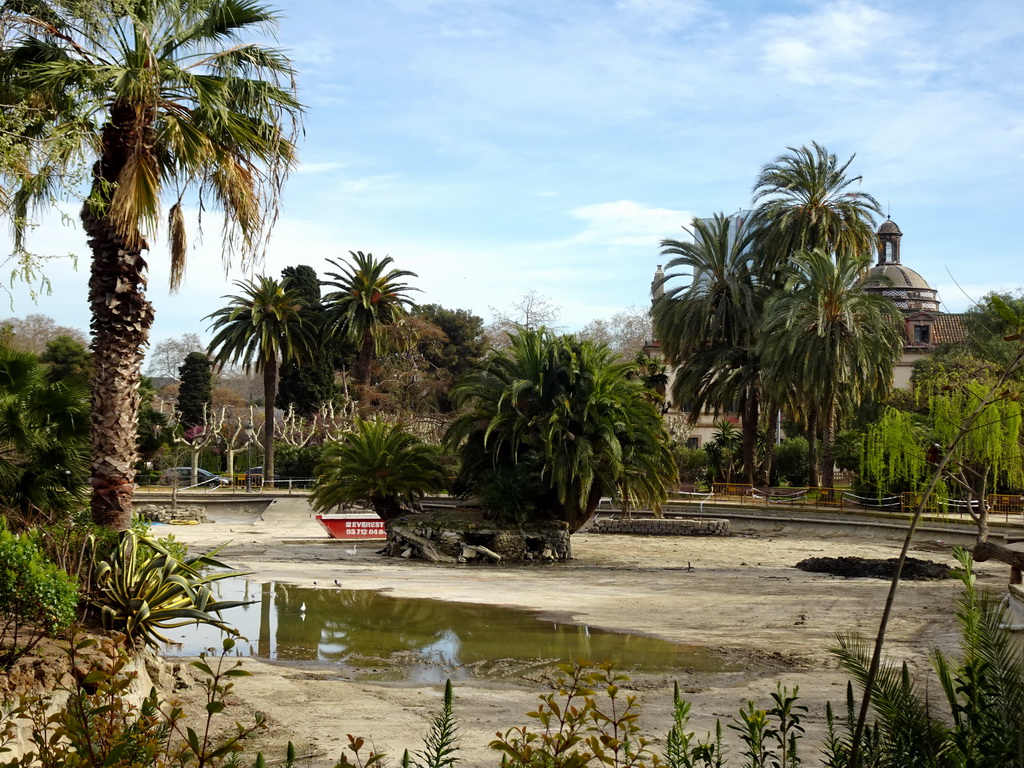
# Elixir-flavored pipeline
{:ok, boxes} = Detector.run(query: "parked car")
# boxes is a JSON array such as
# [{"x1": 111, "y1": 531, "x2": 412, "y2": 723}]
[{"x1": 159, "y1": 467, "x2": 231, "y2": 488}]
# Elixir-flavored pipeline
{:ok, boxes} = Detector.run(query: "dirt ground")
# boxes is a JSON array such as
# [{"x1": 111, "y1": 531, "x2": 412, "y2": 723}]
[{"x1": 161, "y1": 497, "x2": 1012, "y2": 766}]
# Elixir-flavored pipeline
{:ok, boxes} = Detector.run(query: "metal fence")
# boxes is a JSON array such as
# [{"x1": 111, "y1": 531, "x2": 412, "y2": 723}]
[{"x1": 693, "y1": 483, "x2": 1024, "y2": 522}]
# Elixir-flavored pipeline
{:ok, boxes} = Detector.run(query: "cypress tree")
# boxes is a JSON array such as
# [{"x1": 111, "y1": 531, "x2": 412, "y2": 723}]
[
  {"x1": 276, "y1": 265, "x2": 337, "y2": 417},
  {"x1": 176, "y1": 352, "x2": 213, "y2": 430}
]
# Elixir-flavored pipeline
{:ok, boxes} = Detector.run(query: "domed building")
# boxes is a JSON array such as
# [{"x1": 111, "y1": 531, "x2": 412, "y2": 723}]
[
  {"x1": 862, "y1": 217, "x2": 940, "y2": 313},
  {"x1": 647, "y1": 214, "x2": 968, "y2": 449},
  {"x1": 861, "y1": 217, "x2": 965, "y2": 387}
]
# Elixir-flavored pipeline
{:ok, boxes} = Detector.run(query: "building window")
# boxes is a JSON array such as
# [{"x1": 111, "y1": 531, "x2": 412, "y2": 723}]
[
  {"x1": 884, "y1": 241, "x2": 893, "y2": 262},
  {"x1": 913, "y1": 325, "x2": 930, "y2": 344},
  {"x1": 686, "y1": 437, "x2": 699, "y2": 450}
]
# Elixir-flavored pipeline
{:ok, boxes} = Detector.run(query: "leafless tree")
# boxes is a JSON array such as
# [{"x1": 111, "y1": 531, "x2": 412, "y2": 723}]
[
  {"x1": 145, "y1": 333, "x2": 205, "y2": 378},
  {"x1": 580, "y1": 306, "x2": 653, "y2": 360},
  {"x1": 0, "y1": 313, "x2": 87, "y2": 354},
  {"x1": 486, "y1": 290, "x2": 562, "y2": 348}
]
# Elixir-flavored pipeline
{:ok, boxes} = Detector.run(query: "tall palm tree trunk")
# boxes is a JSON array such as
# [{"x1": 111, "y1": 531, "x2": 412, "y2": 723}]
[
  {"x1": 822, "y1": 398, "x2": 837, "y2": 490},
  {"x1": 761, "y1": 403, "x2": 777, "y2": 486},
  {"x1": 83, "y1": 113, "x2": 154, "y2": 529},
  {"x1": 356, "y1": 328, "x2": 374, "y2": 389},
  {"x1": 742, "y1": 382, "x2": 760, "y2": 485},
  {"x1": 807, "y1": 405, "x2": 820, "y2": 488},
  {"x1": 263, "y1": 356, "x2": 278, "y2": 485}
]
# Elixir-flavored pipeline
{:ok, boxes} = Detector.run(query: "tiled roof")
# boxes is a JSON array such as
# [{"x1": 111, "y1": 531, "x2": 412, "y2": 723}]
[{"x1": 931, "y1": 314, "x2": 967, "y2": 345}]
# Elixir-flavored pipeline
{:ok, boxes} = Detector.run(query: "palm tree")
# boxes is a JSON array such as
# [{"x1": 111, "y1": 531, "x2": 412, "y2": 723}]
[
  {"x1": 311, "y1": 419, "x2": 447, "y2": 523},
  {"x1": 705, "y1": 419, "x2": 741, "y2": 484},
  {"x1": 652, "y1": 213, "x2": 768, "y2": 484},
  {"x1": 760, "y1": 249, "x2": 903, "y2": 489},
  {"x1": 447, "y1": 329, "x2": 675, "y2": 532},
  {"x1": 750, "y1": 143, "x2": 882, "y2": 486},
  {"x1": 751, "y1": 142, "x2": 881, "y2": 269},
  {"x1": 206, "y1": 277, "x2": 315, "y2": 485},
  {"x1": 0, "y1": 345, "x2": 89, "y2": 523},
  {"x1": 321, "y1": 251, "x2": 419, "y2": 392},
  {"x1": 1, "y1": 0, "x2": 302, "y2": 528}
]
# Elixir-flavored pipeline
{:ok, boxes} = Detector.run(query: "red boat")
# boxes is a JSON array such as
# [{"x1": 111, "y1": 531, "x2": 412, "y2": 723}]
[{"x1": 315, "y1": 513, "x2": 387, "y2": 540}]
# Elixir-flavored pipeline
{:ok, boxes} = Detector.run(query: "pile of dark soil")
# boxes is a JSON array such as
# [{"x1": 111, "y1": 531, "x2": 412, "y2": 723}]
[{"x1": 795, "y1": 556, "x2": 952, "y2": 580}]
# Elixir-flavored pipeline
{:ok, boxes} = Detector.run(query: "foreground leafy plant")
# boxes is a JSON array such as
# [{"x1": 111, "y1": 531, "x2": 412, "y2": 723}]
[
  {"x1": 402, "y1": 679, "x2": 460, "y2": 768},
  {"x1": 132, "y1": 516, "x2": 189, "y2": 563},
  {"x1": 0, "y1": 635, "x2": 271, "y2": 768},
  {"x1": 834, "y1": 548, "x2": 1024, "y2": 767},
  {"x1": 93, "y1": 530, "x2": 250, "y2": 648},
  {"x1": 490, "y1": 662, "x2": 661, "y2": 767}
]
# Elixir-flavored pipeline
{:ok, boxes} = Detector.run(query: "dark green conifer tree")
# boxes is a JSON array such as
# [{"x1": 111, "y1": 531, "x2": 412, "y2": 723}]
[
  {"x1": 176, "y1": 352, "x2": 213, "y2": 430},
  {"x1": 414, "y1": 304, "x2": 486, "y2": 379},
  {"x1": 412, "y1": 304, "x2": 487, "y2": 412},
  {"x1": 40, "y1": 336, "x2": 91, "y2": 384},
  {"x1": 276, "y1": 265, "x2": 339, "y2": 417}
]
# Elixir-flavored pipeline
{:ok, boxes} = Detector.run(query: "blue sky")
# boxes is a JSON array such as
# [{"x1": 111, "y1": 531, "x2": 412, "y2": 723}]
[{"x1": 4, "y1": 0, "x2": 1024, "y2": 350}]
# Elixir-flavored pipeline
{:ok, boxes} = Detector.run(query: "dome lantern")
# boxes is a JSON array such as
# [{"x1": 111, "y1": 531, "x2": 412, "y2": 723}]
[
  {"x1": 877, "y1": 216, "x2": 903, "y2": 265},
  {"x1": 862, "y1": 218, "x2": 939, "y2": 313}
]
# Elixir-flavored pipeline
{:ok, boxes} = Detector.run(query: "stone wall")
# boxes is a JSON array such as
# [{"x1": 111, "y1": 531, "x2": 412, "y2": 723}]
[
  {"x1": 385, "y1": 511, "x2": 572, "y2": 563},
  {"x1": 135, "y1": 504, "x2": 208, "y2": 524},
  {"x1": 590, "y1": 517, "x2": 729, "y2": 536}
]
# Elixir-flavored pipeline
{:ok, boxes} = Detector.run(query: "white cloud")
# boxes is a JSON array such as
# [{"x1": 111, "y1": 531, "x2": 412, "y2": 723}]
[
  {"x1": 4, "y1": 0, "x2": 1021, "y2": 346},
  {"x1": 615, "y1": 0, "x2": 709, "y2": 33},
  {"x1": 567, "y1": 200, "x2": 692, "y2": 247},
  {"x1": 295, "y1": 161, "x2": 348, "y2": 174},
  {"x1": 759, "y1": 1, "x2": 901, "y2": 86}
]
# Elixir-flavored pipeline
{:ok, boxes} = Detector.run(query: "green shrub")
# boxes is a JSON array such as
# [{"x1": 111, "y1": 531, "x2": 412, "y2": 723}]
[
  {"x1": 27, "y1": 507, "x2": 108, "y2": 597},
  {"x1": 275, "y1": 443, "x2": 327, "y2": 479},
  {"x1": 312, "y1": 420, "x2": 447, "y2": 523},
  {"x1": 674, "y1": 445, "x2": 711, "y2": 486},
  {"x1": 0, "y1": 518, "x2": 79, "y2": 670},
  {"x1": 772, "y1": 437, "x2": 809, "y2": 487},
  {"x1": 474, "y1": 463, "x2": 546, "y2": 525}
]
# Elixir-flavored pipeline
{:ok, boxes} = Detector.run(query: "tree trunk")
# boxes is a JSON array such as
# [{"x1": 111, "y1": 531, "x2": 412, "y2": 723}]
[
  {"x1": 762, "y1": 405, "x2": 777, "y2": 486},
  {"x1": 742, "y1": 382, "x2": 760, "y2": 485},
  {"x1": 83, "y1": 106, "x2": 155, "y2": 530},
  {"x1": 807, "y1": 405, "x2": 820, "y2": 488},
  {"x1": 263, "y1": 356, "x2": 278, "y2": 487},
  {"x1": 974, "y1": 472, "x2": 989, "y2": 544},
  {"x1": 370, "y1": 495, "x2": 406, "y2": 523},
  {"x1": 973, "y1": 540, "x2": 1024, "y2": 573},
  {"x1": 821, "y1": 398, "x2": 836, "y2": 490},
  {"x1": 82, "y1": 205, "x2": 153, "y2": 530},
  {"x1": 356, "y1": 327, "x2": 374, "y2": 389}
]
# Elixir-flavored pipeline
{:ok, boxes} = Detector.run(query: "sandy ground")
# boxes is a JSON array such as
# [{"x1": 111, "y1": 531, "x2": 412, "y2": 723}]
[{"x1": 160, "y1": 496, "x2": 1012, "y2": 766}]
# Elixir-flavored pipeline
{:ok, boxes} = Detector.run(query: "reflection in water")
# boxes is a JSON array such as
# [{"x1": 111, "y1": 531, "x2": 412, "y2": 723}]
[{"x1": 163, "y1": 578, "x2": 733, "y2": 682}]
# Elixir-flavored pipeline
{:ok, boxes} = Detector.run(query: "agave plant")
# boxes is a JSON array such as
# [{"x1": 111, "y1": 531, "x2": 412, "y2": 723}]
[{"x1": 93, "y1": 531, "x2": 250, "y2": 648}]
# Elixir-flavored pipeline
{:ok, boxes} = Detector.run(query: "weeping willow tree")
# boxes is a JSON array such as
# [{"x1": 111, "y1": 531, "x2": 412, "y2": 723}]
[{"x1": 863, "y1": 378, "x2": 1024, "y2": 543}]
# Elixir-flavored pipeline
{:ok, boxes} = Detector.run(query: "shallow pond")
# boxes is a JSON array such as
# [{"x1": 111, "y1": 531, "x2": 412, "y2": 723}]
[{"x1": 163, "y1": 579, "x2": 736, "y2": 682}]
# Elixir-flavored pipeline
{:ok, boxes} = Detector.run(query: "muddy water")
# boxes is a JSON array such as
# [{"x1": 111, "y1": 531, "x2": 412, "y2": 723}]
[{"x1": 162, "y1": 579, "x2": 736, "y2": 682}]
